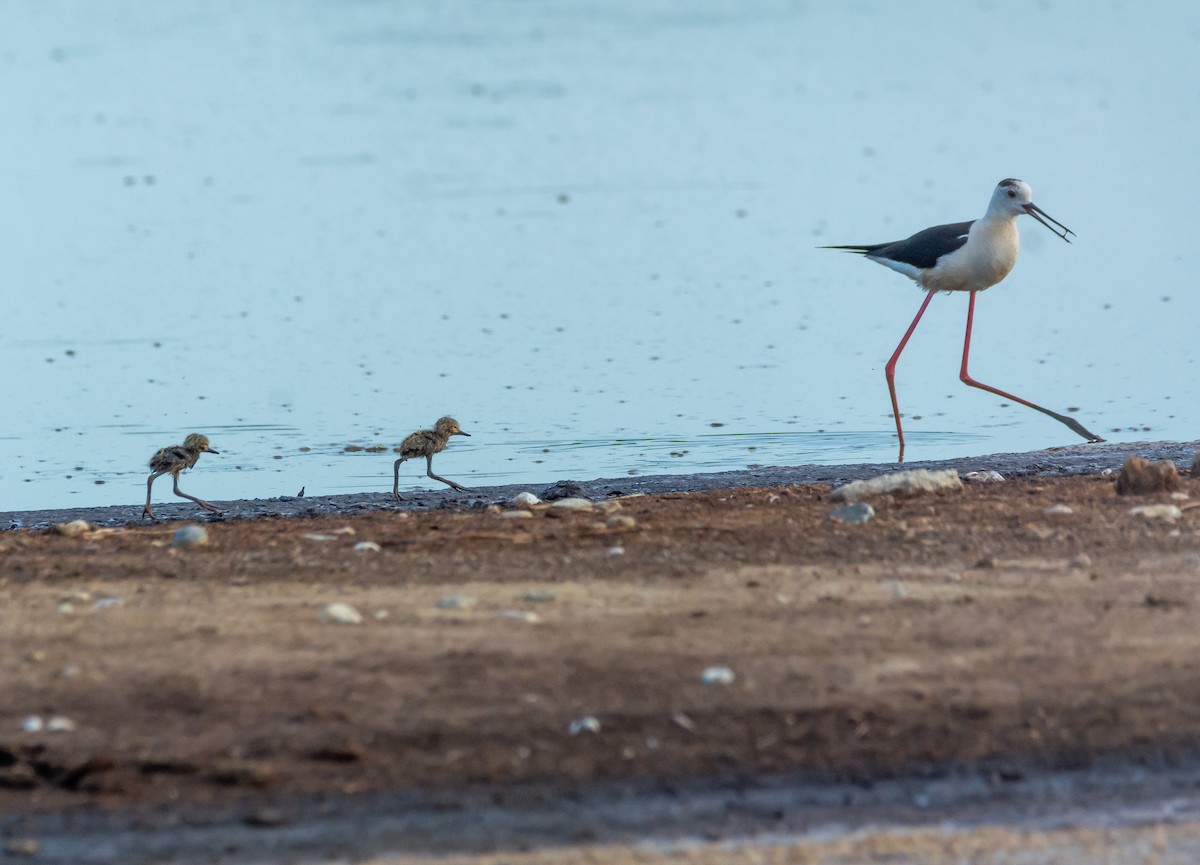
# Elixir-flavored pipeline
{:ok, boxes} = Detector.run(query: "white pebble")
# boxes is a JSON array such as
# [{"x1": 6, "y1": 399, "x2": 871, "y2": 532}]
[
  {"x1": 20, "y1": 716, "x2": 43, "y2": 733},
  {"x1": 500, "y1": 510, "x2": 533, "y2": 519},
  {"x1": 568, "y1": 716, "x2": 601, "y2": 735},
  {"x1": 1044, "y1": 504, "x2": 1073, "y2": 516},
  {"x1": 46, "y1": 716, "x2": 76, "y2": 733},
  {"x1": 549, "y1": 497, "x2": 594, "y2": 511},
  {"x1": 320, "y1": 602, "x2": 364, "y2": 624},
  {"x1": 608, "y1": 546, "x2": 625, "y2": 556},
  {"x1": 172, "y1": 524, "x2": 208, "y2": 547},
  {"x1": 93, "y1": 596, "x2": 121, "y2": 610},
  {"x1": 353, "y1": 541, "x2": 382, "y2": 552},
  {"x1": 302, "y1": 533, "x2": 336, "y2": 542},
  {"x1": 700, "y1": 666, "x2": 735, "y2": 685},
  {"x1": 1128, "y1": 505, "x2": 1183, "y2": 522},
  {"x1": 513, "y1": 492, "x2": 542, "y2": 507},
  {"x1": 830, "y1": 469, "x2": 962, "y2": 503},
  {"x1": 500, "y1": 610, "x2": 541, "y2": 624},
  {"x1": 54, "y1": 519, "x2": 93, "y2": 537},
  {"x1": 962, "y1": 470, "x2": 1005, "y2": 483}
]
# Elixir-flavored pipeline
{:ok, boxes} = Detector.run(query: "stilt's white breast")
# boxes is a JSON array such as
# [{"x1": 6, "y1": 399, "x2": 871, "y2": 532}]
[{"x1": 919, "y1": 217, "x2": 1019, "y2": 293}]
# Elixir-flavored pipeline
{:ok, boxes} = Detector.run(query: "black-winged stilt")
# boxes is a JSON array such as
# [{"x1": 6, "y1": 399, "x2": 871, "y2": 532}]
[
  {"x1": 393, "y1": 416, "x2": 471, "y2": 500},
  {"x1": 824, "y1": 178, "x2": 1103, "y2": 462},
  {"x1": 142, "y1": 433, "x2": 222, "y2": 521}
]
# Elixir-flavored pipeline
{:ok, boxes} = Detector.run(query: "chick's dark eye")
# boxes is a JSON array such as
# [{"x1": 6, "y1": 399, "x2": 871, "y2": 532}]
[{"x1": 1007, "y1": 190, "x2": 1016, "y2": 198}]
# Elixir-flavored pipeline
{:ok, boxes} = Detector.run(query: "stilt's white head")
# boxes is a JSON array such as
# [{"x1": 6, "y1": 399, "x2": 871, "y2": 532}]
[{"x1": 990, "y1": 178, "x2": 1074, "y2": 242}]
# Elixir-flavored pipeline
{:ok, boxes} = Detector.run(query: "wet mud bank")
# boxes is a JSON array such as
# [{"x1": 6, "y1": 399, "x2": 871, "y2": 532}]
[{"x1": 5, "y1": 439, "x2": 1197, "y2": 531}]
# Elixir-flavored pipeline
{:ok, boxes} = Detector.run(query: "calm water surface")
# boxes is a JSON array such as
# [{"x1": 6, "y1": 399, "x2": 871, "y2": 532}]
[{"x1": 2, "y1": 2, "x2": 1197, "y2": 511}]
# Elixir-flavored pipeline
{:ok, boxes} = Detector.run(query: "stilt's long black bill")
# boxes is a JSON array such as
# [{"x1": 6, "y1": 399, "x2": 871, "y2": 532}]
[{"x1": 1024, "y1": 203, "x2": 1075, "y2": 242}]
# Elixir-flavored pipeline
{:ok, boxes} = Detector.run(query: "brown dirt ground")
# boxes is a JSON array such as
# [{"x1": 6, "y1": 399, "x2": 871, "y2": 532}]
[{"x1": 2, "y1": 472, "x2": 1200, "y2": 823}]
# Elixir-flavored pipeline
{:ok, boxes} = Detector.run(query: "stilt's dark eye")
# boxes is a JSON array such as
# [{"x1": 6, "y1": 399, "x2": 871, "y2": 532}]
[{"x1": 1007, "y1": 190, "x2": 1016, "y2": 198}]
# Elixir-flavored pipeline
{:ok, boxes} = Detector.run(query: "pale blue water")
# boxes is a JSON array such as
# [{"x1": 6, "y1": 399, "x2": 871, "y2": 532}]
[{"x1": 1, "y1": 1, "x2": 1196, "y2": 511}]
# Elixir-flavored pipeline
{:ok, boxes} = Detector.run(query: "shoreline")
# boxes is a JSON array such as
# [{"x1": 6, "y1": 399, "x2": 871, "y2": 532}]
[{"x1": 5, "y1": 439, "x2": 1197, "y2": 531}]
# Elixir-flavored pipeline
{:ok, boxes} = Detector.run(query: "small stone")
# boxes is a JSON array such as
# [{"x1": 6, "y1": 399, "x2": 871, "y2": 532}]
[
  {"x1": 1184, "y1": 553, "x2": 1200, "y2": 569},
  {"x1": 93, "y1": 596, "x2": 121, "y2": 609},
  {"x1": 46, "y1": 715, "x2": 75, "y2": 732},
  {"x1": 700, "y1": 666, "x2": 735, "y2": 685},
  {"x1": 1044, "y1": 504, "x2": 1073, "y2": 516},
  {"x1": 500, "y1": 510, "x2": 533, "y2": 519},
  {"x1": 829, "y1": 469, "x2": 962, "y2": 503},
  {"x1": 548, "y1": 497, "x2": 594, "y2": 512},
  {"x1": 826, "y1": 502, "x2": 875, "y2": 524},
  {"x1": 523, "y1": 590, "x2": 556, "y2": 602},
  {"x1": 436, "y1": 594, "x2": 476, "y2": 610},
  {"x1": 542, "y1": 480, "x2": 588, "y2": 501},
  {"x1": 568, "y1": 716, "x2": 601, "y2": 735},
  {"x1": 1170, "y1": 491, "x2": 1190, "y2": 501},
  {"x1": 606, "y1": 515, "x2": 637, "y2": 529},
  {"x1": 3, "y1": 839, "x2": 38, "y2": 857},
  {"x1": 320, "y1": 603, "x2": 363, "y2": 624},
  {"x1": 245, "y1": 807, "x2": 289, "y2": 828},
  {"x1": 513, "y1": 492, "x2": 541, "y2": 507},
  {"x1": 608, "y1": 546, "x2": 625, "y2": 556},
  {"x1": 353, "y1": 541, "x2": 381, "y2": 552},
  {"x1": 303, "y1": 533, "x2": 337, "y2": 542},
  {"x1": 172, "y1": 524, "x2": 209, "y2": 547},
  {"x1": 54, "y1": 519, "x2": 92, "y2": 537},
  {"x1": 1115, "y1": 456, "x2": 1180, "y2": 495},
  {"x1": 1069, "y1": 553, "x2": 1093, "y2": 569},
  {"x1": 1128, "y1": 504, "x2": 1183, "y2": 522},
  {"x1": 20, "y1": 716, "x2": 43, "y2": 733},
  {"x1": 500, "y1": 610, "x2": 541, "y2": 623},
  {"x1": 962, "y1": 470, "x2": 1005, "y2": 483},
  {"x1": 889, "y1": 582, "x2": 907, "y2": 598}
]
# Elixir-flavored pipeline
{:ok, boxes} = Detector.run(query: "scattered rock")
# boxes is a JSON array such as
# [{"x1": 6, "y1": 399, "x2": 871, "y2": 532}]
[
  {"x1": 93, "y1": 596, "x2": 121, "y2": 610},
  {"x1": 54, "y1": 519, "x2": 92, "y2": 537},
  {"x1": 548, "y1": 497, "x2": 594, "y2": 512},
  {"x1": 962, "y1": 470, "x2": 1005, "y2": 483},
  {"x1": 20, "y1": 716, "x2": 43, "y2": 733},
  {"x1": 826, "y1": 502, "x2": 875, "y2": 524},
  {"x1": 172, "y1": 524, "x2": 209, "y2": 547},
  {"x1": 606, "y1": 514, "x2": 637, "y2": 529},
  {"x1": 523, "y1": 590, "x2": 556, "y2": 602},
  {"x1": 671, "y1": 712, "x2": 696, "y2": 731},
  {"x1": 700, "y1": 666, "x2": 735, "y2": 685},
  {"x1": 513, "y1": 492, "x2": 541, "y2": 507},
  {"x1": 829, "y1": 469, "x2": 962, "y2": 503},
  {"x1": 541, "y1": 480, "x2": 588, "y2": 501},
  {"x1": 436, "y1": 594, "x2": 476, "y2": 610},
  {"x1": 1184, "y1": 553, "x2": 1200, "y2": 570},
  {"x1": 303, "y1": 533, "x2": 337, "y2": 542},
  {"x1": 1044, "y1": 504, "x2": 1073, "y2": 516},
  {"x1": 608, "y1": 546, "x2": 625, "y2": 556},
  {"x1": 1115, "y1": 456, "x2": 1180, "y2": 495},
  {"x1": 500, "y1": 510, "x2": 533, "y2": 519},
  {"x1": 1069, "y1": 553, "x2": 1093, "y2": 569},
  {"x1": 320, "y1": 603, "x2": 363, "y2": 624},
  {"x1": 0, "y1": 763, "x2": 38, "y2": 790},
  {"x1": 3, "y1": 839, "x2": 38, "y2": 857},
  {"x1": 245, "y1": 807, "x2": 289, "y2": 828},
  {"x1": 500, "y1": 610, "x2": 541, "y2": 623},
  {"x1": 568, "y1": 716, "x2": 601, "y2": 735},
  {"x1": 1128, "y1": 504, "x2": 1183, "y2": 522},
  {"x1": 352, "y1": 541, "x2": 381, "y2": 552},
  {"x1": 46, "y1": 716, "x2": 76, "y2": 732}
]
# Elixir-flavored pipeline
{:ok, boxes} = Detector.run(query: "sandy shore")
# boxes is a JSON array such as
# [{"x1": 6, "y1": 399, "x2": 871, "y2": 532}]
[{"x1": 2, "y1": 440, "x2": 1199, "y2": 862}]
